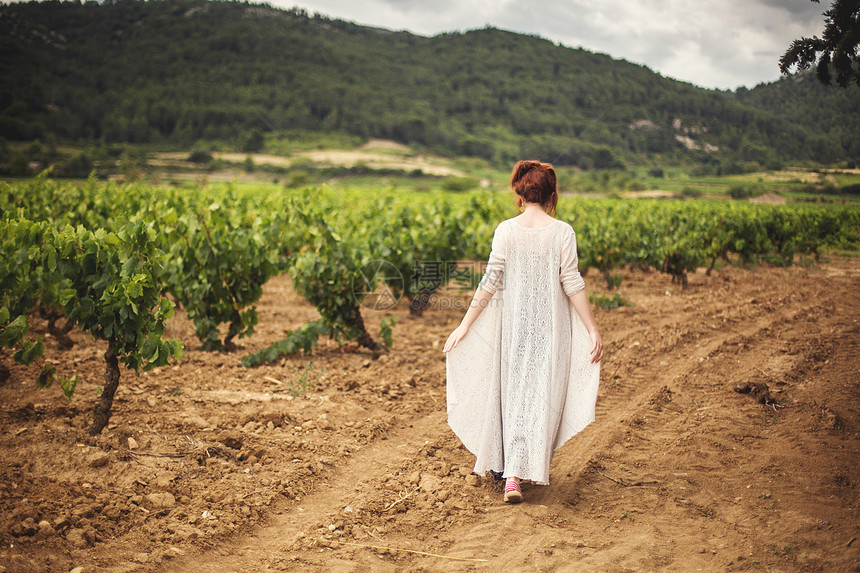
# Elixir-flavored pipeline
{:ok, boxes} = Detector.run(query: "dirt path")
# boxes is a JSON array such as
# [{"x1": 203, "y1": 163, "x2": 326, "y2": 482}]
[
  {"x1": 172, "y1": 261, "x2": 858, "y2": 572},
  {"x1": 433, "y1": 266, "x2": 859, "y2": 572},
  {"x1": 1, "y1": 260, "x2": 858, "y2": 572},
  {"x1": 170, "y1": 411, "x2": 448, "y2": 572}
]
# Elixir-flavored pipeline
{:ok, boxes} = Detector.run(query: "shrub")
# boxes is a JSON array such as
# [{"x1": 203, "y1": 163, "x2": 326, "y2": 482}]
[
  {"x1": 589, "y1": 293, "x2": 633, "y2": 309},
  {"x1": 287, "y1": 170, "x2": 311, "y2": 188},
  {"x1": 59, "y1": 151, "x2": 93, "y2": 178},
  {"x1": 681, "y1": 186, "x2": 703, "y2": 198},
  {"x1": 728, "y1": 185, "x2": 762, "y2": 199},
  {"x1": 441, "y1": 176, "x2": 479, "y2": 192},
  {"x1": 243, "y1": 129, "x2": 265, "y2": 153},
  {"x1": 188, "y1": 150, "x2": 213, "y2": 164},
  {"x1": 6, "y1": 155, "x2": 31, "y2": 177}
]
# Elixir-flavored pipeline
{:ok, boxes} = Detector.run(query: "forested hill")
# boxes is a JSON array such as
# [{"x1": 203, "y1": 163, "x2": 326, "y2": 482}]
[{"x1": 1, "y1": 0, "x2": 857, "y2": 169}]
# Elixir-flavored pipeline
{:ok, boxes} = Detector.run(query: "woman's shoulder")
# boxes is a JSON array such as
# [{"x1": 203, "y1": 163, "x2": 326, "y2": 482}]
[
  {"x1": 553, "y1": 219, "x2": 576, "y2": 237},
  {"x1": 497, "y1": 217, "x2": 575, "y2": 236},
  {"x1": 554, "y1": 220, "x2": 579, "y2": 247},
  {"x1": 503, "y1": 216, "x2": 568, "y2": 229},
  {"x1": 556, "y1": 219, "x2": 574, "y2": 232}
]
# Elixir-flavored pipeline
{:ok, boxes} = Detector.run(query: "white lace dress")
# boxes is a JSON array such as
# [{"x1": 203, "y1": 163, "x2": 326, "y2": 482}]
[{"x1": 446, "y1": 218, "x2": 600, "y2": 485}]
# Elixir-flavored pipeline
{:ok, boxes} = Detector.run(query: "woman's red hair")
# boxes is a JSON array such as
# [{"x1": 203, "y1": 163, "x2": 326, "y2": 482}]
[{"x1": 510, "y1": 160, "x2": 558, "y2": 215}]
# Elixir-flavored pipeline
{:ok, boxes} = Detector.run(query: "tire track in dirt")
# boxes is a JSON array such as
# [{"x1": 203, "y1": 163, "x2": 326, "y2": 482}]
[
  {"x1": 627, "y1": 272, "x2": 860, "y2": 572},
  {"x1": 673, "y1": 296, "x2": 860, "y2": 571},
  {"x1": 122, "y1": 264, "x2": 859, "y2": 571},
  {"x1": 4, "y1": 263, "x2": 857, "y2": 573},
  {"x1": 428, "y1": 271, "x2": 842, "y2": 570},
  {"x1": 170, "y1": 410, "x2": 448, "y2": 572}
]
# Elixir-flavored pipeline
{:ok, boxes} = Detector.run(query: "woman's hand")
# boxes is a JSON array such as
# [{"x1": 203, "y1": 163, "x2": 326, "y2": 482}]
[
  {"x1": 569, "y1": 289, "x2": 603, "y2": 363},
  {"x1": 588, "y1": 328, "x2": 603, "y2": 363},
  {"x1": 443, "y1": 324, "x2": 470, "y2": 353}
]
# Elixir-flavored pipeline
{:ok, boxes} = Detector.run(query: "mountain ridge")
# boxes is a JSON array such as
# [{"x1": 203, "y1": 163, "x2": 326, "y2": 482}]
[{"x1": 0, "y1": 0, "x2": 856, "y2": 169}]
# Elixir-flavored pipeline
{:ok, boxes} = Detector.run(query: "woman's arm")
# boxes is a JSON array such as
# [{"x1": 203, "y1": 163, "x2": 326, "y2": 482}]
[
  {"x1": 569, "y1": 289, "x2": 603, "y2": 363},
  {"x1": 445, "y1": 222, "x2": 506, "y2": 354},
  {"x1": 442, "y1": 287, "x2": 495, "y2": 353}
]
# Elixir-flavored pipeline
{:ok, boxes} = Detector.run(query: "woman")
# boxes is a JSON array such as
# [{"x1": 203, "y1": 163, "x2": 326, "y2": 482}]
[{"x1": 443, "y1": 160, "x2": 603, "y2": 504}]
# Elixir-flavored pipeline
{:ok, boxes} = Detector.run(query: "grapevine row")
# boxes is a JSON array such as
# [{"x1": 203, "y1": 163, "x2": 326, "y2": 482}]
[
  {"x1": 1, "y1": 176, "x2": 858, "y2": 431},
  {"x1": 0, "y1": 215, "x2": 182, "y2": 433}
]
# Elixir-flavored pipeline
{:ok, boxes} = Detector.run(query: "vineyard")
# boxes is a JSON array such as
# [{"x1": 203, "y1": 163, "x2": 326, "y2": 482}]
[
  {"x1": 1, "y1": 176, "x2": 859, "y2": 572},
  {"x1": 2, "y1": 175, "x2": 859, "y2": 427}
]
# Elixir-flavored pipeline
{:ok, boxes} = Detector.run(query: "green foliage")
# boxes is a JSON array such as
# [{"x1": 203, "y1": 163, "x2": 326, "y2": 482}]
[
  {"x1": 188, "y1": 150, "x2": 213, "y2": 164},
  {"x1": 379, "y1": 315, "x2": 396, "y2": 349},
  {"x1": 561, "y1": 170, "x2": 647, "y2": 194},
  {"x1": 605, "y1": 274, "x2": 623, "y2": 290},
  {"x1": 441, "y1": 176, "x2": 479, "y2": 192},
  {"x1": 0, "y1": 212, "x2": 182, "y2": 405},
  {"x1": 118, "y1": 145, "x2": 148, "y2": 181},
  {"x1": 564, "y1": 195, "x2": 860, "y2": 287},
  {"x1": 242, "y1": 320, "x2": 327, "y2": 367},
  {"x1": 728, "y1": 185, "x2": 763, "y2": 199},
  {"x1": 243, "y1": 130, "x2": 265, "y2": 153},
  {"x1": 365, "y1": 200, "x2": 472, "y2": 314},
  {"x1": 57, "y1": 151, "x2": 94, "y2": 178},
  {"x1": 287, "y1": 200, "x2": 386, "y2": 352},
  {"x1": 681, "y1": 186, "x2": 703, "y2": 198},
  {"x1": 736, "y1": 73, "x2": 860, "y2": 163},
  {"x1": 7, "y1": 155, "x2": 32, "y2": 177},
  {"x1": 779, "y1": 0, "x2": 860, "y2": 88},
  {"x1": 284, "y1": 362, "x2": 320, "y2": 397},
  {"x1": 155, "y1": 196, "x2": 279, "y2": 350},
  {"x1": 0, "y1": 0, "x2": 856, "y2": 168},
  {"x1": 0, "y1": 313, "x2": 31, "y2": 350},
  {"x1": 3, "y1": 175, "x2": 859, "y2": 405},
  {"x1": 287, "y1": 170, "x2": 311, "y2": 188},
  {"x1": 0, "y1": 216, "x2": 73, "y2": 395},
  {"x1": 588, "y1": 293, "x2": 633, "y2": 309},
  {"x1": 52, "y1": 218, "x2": 183, "y2": 372}
]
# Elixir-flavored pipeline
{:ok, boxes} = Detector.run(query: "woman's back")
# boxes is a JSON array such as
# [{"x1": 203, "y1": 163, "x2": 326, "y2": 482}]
[
  {"x1": 448, "y1": 217, "x2": 596, "y2": 485},
  {"x1": 485, "y1": 218, "x2": 585, "y2": 301},
  {"x1": 444, "y1": 159, "x2": 602, "y2": 498}
]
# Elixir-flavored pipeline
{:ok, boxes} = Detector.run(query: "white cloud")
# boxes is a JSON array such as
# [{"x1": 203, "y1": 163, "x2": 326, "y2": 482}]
[{"x1": 267, "y1": 0, "x2": 829, "y2": 89}]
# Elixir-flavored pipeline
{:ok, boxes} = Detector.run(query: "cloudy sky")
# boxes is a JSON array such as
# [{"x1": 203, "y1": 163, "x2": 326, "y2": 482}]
[{"x1": 265, "y1": 0, "x2": 827, "y2": 90}]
